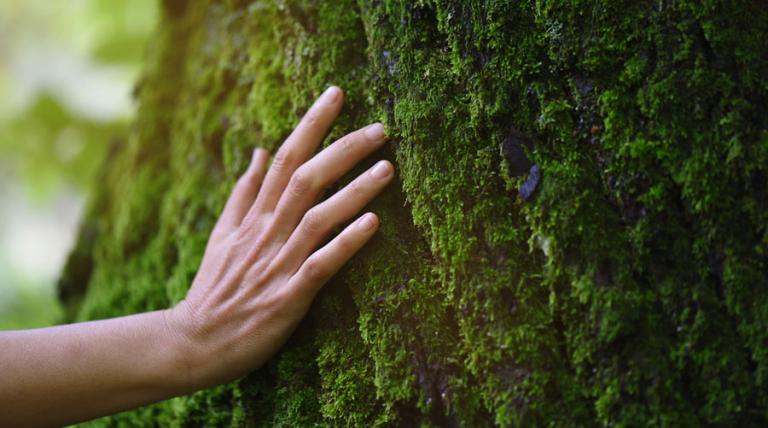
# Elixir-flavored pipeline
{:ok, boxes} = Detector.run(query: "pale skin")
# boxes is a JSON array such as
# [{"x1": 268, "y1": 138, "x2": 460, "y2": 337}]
[{"x1": 0, "y1": 86, "x2": 394, "y2": 427}]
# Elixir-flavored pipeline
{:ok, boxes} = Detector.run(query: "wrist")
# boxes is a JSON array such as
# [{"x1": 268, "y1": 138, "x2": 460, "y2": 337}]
[{"x1": 160, "y1": 304, "x2": 208, "y2": 394}]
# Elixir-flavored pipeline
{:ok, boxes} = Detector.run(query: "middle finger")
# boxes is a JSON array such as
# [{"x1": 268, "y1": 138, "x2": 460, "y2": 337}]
[
  {"x1": 274, "y1": 159, "x2": 394, "y2": 275},
  {"x1": 271, "y1": 122, "x2": 388, "y2": 239},
  {"x1": 247, "y1": 86, "x2": 344, "y2": 219}
]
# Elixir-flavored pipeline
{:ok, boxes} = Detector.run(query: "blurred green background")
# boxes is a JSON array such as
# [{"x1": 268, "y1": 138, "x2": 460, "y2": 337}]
[{"x1": 0, "y1": 0, "x2": 157, "y2": 328}]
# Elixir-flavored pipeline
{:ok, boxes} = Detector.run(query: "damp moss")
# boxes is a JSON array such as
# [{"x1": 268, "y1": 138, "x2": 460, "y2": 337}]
[{"x1": 61, "y1": 0, "x2": 768, "y2": 426}]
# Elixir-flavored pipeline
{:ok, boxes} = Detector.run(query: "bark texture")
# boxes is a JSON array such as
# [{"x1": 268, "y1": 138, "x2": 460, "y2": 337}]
[{"x1": 60, "y1": 1, "x2": 768, "y2": 426}]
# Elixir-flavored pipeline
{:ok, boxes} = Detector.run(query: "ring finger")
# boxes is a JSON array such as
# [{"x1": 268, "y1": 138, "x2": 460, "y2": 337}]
[
  {"x1": 275, "y1": 160, "x2": 394, "y2": 275},
  {"x1": 271, "y1": 123, "x2": 388, "y2": 239}
]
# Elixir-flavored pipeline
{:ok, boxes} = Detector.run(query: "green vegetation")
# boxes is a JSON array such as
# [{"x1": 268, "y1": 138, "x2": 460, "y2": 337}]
[
  {"x1": 0, "y1": 0, "x2": 156, "y2": 329},
  {"x1": 0, "y1": 0, "x2": 157, "y2": 198},
  {"x1": 62, "y1": 0, "x2": 768, "y2": 426}
]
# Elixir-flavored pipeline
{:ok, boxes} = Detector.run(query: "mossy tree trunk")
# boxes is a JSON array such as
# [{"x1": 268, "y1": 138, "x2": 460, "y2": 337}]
[{"x1": 60, "y1": 0, "x2": 768, "y2": 426}]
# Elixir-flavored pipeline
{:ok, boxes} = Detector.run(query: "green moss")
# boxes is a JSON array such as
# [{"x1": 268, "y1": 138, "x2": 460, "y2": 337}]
[{"x1": 62, "y1": 0, "x2": 768, "y2": 426}]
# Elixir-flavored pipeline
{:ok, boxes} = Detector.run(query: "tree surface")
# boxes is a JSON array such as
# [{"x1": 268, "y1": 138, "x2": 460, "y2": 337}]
[{"x1": 60, "y1": 1, "x2": 768, "y2": 426}]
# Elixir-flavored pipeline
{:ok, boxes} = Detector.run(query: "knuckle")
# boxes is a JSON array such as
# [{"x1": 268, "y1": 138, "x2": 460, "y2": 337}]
[
  {"x1": 338, "y1": 135, "x2": 355, "y2": 154},
  {"x1": 303, "y1": 256, "x2": 326, "y2": 282},
  {"x1": 234, "y1": 213, "x2": 265, "y2": 242},
  {"x1": 302, "y1": 208, "x2": 326, "y2": 234},
  {"x1": 304, "y1": 110, "x2": 322, "y2": 128},
  {"x1": 272, "y1": 147, "x2": 295, "y2": 170},
  {"x1": 263, "y1": 283, "x2": 291, "y2": 307},
  {"x1": 233, "y1": 224, "x2": 252, "y2": 245},
  {"x1": 289, "y1": 168, "x2": 313, "y2": 196}
]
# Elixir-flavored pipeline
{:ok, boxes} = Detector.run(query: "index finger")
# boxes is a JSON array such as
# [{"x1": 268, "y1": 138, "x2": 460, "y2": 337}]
[{"x1": 248, "y1": 86, "x2": 344, "y2": 218}]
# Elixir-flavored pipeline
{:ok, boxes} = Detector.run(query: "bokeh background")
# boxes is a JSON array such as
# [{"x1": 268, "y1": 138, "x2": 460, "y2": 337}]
[{"x1": 0, "y1": 0, "x2": 156, "y2": 328}]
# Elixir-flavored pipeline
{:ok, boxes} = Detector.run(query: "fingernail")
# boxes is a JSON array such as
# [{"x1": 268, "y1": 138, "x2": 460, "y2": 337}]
[
  {"x1": 320, "y1": 86, "x2": 341, "y2": 105},
  {"x1": 358, "y1": 213, "x2": 377, "y2": 231},
  {"x1": 364, "y1": 123, "x2": 386, "y2": 141},
  {"x1": 370, "y1": 161, "x2": 392, "y2": 179}
]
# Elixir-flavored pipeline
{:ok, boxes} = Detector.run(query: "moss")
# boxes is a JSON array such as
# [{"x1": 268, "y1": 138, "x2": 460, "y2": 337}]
[{"x1": 63, "y1": 0, "x2": 768, "y2": 426}]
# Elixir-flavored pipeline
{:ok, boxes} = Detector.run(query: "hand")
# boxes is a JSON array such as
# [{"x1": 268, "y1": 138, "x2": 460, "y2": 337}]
[
  {"x1": 0, "y1": 86, "x2": 391, "y2": 428},
  {"x1": 166, "y1": 86, "x2": 393, "y2": 389}
]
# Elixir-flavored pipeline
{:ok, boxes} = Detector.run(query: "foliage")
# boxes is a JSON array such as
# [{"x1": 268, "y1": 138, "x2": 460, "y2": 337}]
[
  {"x1": 0, "y1": 0, "x2": 156, "y2": 198},
  {"x1": 62, "y1": 0, "x2": 768, "y2": 426},
  {"x1": 0, "y1": 0, "x2": 156, "y2": 329}
]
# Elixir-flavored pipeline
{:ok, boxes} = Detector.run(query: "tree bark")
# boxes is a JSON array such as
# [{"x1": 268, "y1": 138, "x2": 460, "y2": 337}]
[{"x1": 60, "y1": 1, "x2": 768, "y2": 426}]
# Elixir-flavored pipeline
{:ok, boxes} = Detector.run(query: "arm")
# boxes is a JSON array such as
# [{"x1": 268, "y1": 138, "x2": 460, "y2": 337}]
[
  {"x1": 0, "y1": 311, "x2": 190, "y2": 426},
  {"x1": 0, "y1": 86, "x2": 393, "y2": 427}
]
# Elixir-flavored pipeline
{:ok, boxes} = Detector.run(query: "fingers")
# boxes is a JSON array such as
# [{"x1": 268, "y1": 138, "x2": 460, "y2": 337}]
[
  {"x1": 276, "y1": 160, "x2": 394, "y2": 273},
  {"x1": 271, "y1": 123, "x2": 388, "y2": 238},
  {"x1": 249, "y1": 86, "x2": 344, "y2": 217},
  {"x1": 216, "y1": 148, "x2": 270, "y2": 233},
  {"x1": 288, "y1": 212, "x2": 379, "y2": 295}
]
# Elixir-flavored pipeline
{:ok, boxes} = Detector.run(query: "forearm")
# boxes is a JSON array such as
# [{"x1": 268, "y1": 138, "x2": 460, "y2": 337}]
[
  {"x1": 0, "y1": 87, "x2": 389, "y2": 426},
  {"x1": 0, "y1": 310, "x2": 192, "y2": 427}
]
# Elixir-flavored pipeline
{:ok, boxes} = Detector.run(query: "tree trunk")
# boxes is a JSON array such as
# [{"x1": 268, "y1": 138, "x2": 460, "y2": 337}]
[{"x1": 60, "y1": 1, "x2": 768, "y2": 426}]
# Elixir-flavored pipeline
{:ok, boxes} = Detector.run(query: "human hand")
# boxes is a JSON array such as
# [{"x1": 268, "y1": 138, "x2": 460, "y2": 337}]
[
  {"x1": 165, "y1": 86, "x2": 393, "y2": 389},
  {"x1": 0, "y1": 87, "x2": 390, "y2": 426}
]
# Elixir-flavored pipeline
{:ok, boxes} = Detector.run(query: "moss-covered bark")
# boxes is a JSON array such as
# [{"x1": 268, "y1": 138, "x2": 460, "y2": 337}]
[{"x1": 60, "y1": 0, "x2": 768, "y2": 426}]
